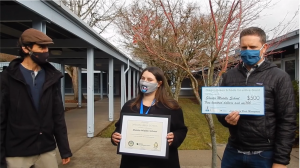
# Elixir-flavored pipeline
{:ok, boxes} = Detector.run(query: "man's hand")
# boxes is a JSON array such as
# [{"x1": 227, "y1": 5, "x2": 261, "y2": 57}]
[
  {"x1": 225, "y1": 111, "x2": 240, "y2": 125},
  {"x1": 112, "y1": 132, "x2": 122, "y2": 145},
  {"x1": 272, "y1": 163, "x2": 287, "y2": 168},
  {"x1": 62, "y1": 157, "x2": 70, "y2": 165},
  {"x1": 167, "y1": 132, "x2": 174, "y2": 146}
]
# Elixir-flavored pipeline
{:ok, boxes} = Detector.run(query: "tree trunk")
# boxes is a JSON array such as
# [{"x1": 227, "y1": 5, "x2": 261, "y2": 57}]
[
  {"x1": 173, "y1": 76, "x2": 183, "y2": 101},
  {"x1": 163, "y1": 71, "x2": 183, "y2": 101},
  {"x1": 65, "y1": 66, "x2": 86, "y2": 101},
  {"x1": 164, "y1": 80, "x2": 173, "y2": 97},
  {"x1": 72, "y1": 67, "x2": 79, "y2": 100},
  {"x1": 208, "y1": 63, "x2": 215, "y2": 86},
  {"x1": 190, "y1": 75, "x2": 217, "y2": 168},
  {"x1": 205, "y1": 114, "x2": 217, "y2": 168}
]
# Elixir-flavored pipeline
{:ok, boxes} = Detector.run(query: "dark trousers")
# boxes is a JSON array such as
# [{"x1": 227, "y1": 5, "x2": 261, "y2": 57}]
[{"x1": 221, "y1": 144, "x2": 273, "y2": 168}]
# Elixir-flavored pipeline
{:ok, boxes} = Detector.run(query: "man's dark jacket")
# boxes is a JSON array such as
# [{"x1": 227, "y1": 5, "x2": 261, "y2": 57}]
[
  {"x1": 217, "y1": 61, "x2": 296, "y2": 165},
  {"x1": 0, "y1": 59, "x2": 72, "y2": 167}
]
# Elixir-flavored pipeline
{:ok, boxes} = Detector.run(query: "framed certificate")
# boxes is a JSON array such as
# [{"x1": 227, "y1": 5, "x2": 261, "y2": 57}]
[{"x1": 117, "y1": 113, "x2": 171, "y2": 159}]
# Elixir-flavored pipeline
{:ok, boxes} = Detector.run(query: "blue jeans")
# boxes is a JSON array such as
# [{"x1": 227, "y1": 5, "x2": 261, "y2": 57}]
[{"x1": 221, "y1": 144, "x2": 273, "y2": 168}]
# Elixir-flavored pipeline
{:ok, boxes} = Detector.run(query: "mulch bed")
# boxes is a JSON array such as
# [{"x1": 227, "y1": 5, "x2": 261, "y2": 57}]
[{"x1": 65, "y1": 107, "x2": 78, "y2": 112}]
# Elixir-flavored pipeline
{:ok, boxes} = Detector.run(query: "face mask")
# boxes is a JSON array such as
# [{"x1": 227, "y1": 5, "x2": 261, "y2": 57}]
[
  {"x1": 29, "y1": 51, "x2": 49, "y2": 64},
  {"x1": 140, "y1": 80, "x2": 158, "y2": 94},
  {"x1": 240, "y1": 44, "x2": 265, "y2": 66}
]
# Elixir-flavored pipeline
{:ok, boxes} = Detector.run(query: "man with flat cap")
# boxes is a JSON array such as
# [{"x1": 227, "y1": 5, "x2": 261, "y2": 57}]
[{"x1": 0, "y1": 28, "x2": 72, "y2": 168}]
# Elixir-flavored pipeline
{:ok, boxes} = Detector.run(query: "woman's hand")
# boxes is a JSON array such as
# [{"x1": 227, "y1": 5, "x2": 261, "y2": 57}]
[
  {"x1": 112, "y1": 132, "x2": 122, "y2": 145},
  {"x1": 166, "y1": 132, "x2": 174, "y2": 146}
]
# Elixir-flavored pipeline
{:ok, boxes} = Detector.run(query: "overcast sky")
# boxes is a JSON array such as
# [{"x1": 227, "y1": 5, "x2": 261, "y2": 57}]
[
  {"x1": 253, "y1": 0, "x2": 299, "y2": 38},
  {"x1": 188, "y1": 0, "x2": 299, "y2": 38}
]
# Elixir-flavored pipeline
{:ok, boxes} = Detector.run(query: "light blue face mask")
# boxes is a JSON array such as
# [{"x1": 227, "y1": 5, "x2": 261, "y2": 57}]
[{"x1": 240, "y1": 44, "x2": 265, "y2": 66}]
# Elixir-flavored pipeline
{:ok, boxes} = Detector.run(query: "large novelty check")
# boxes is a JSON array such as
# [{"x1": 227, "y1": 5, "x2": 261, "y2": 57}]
[{"x1": 201, "y1": 87, "x2": 265, "y2": 115}]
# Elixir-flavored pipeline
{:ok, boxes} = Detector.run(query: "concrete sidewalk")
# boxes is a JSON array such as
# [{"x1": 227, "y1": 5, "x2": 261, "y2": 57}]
[{"x1": 57, "y1": 98, "x2": 299, "y2": 168}]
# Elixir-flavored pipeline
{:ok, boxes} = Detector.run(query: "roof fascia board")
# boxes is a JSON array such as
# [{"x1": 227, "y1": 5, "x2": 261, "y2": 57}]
[
  {"x1": 267, "y1": 36, "x2": 299, "y2": 51},
  {"x1": 267, "y1": 29, "x2": 299, "y2": 43},
  {"x1": 1, "y1": 39, "x2": 93, "y2": 48}
]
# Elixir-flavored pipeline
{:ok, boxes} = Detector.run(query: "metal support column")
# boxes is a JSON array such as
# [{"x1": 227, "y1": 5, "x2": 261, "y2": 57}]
[
  {"x1": 295, "y1": 46, "x2": 299, "y2": 80},
  {"x1": 107, "y1": 72, "x2": 109, "y2": 97},
  {"x1": 100, "y1": 71, "x2": 103, "y2": 100},
  {"x1": 87, "y1": 48, "x2": 94, "y2": 137},
  {"x1": 123, "y1": 60, "x2": 130, "y2": 102},
  {"x1": 32, "y1": 19, "x2": 46, "y2": 33},
  {"x1": 137, "y1": 71, "x2": 140, "y2": 80},
  {"x1": 78, "y1": 67, "x2": 82, "y2": 108},
  {"x1": 108, "y1": 58, "x2": 114, "y2": 121},
  {"x1": 133, "y1": 70, "x2": 136, "y2": 98},
  {"x1": 128, "y1": 68, "x2": 131, "y2": 100},
  {"x1": 121, "y1": 64, "x2": 125, "y2": 108},
  {"x1": 60, "y1": 63, "x2": 65, "y2": 109},
  {"x1": 136, "y1": 71, "x2": 140, "y2": 97}
]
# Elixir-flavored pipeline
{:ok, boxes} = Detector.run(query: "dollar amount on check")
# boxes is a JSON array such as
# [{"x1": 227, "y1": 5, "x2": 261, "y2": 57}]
[{"x1": 201, "y1": 87, "x2": 265, "y2": 115}]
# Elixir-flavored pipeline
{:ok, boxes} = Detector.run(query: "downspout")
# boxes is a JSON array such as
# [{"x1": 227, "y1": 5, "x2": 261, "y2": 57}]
[{"x1": 124, "y1": 59, "x2": 130, "y2": 103}]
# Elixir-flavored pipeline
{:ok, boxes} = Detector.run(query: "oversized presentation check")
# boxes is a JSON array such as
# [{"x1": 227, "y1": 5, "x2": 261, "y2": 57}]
[
  {"x1": 117, "y1": 114, "x2": 170, "y2": 158},
  {"x1": 201, "y1": 86, "x2": 265, "y2": 115}
]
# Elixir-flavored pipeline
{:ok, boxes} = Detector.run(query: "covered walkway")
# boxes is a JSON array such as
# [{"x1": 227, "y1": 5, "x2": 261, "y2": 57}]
[
  {"x1": 59, "y1": 97, "x2": 121, "y2": 163},
  {"x1": 0, "y1": 0, "x2": 142, "y2": 137}
]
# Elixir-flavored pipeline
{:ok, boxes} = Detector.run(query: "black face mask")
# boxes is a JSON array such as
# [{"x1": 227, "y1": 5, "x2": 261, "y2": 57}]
[{"x1": 29, "y1": 51, "x2": 49, "y2": 64}]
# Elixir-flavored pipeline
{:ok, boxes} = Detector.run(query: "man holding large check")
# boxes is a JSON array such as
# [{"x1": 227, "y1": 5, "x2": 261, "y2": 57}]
[
  {"x1": 215, "y1": 27, "x2": 296, "y2": 168},
  {"x1": 111, "y1": 67, "x2": 187, "y2": 168}
]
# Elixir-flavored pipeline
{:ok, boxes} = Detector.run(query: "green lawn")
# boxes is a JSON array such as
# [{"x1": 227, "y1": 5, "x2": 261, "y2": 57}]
[
  {"x1": 97, "y1": 98, "x2": 229, "y2": 150},
  {"x1": 178, "y1": 98, "x2": 229, "y2": 149}
]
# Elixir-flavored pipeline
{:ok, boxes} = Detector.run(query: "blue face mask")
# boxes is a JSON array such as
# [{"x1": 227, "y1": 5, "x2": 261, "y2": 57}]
[{"x1": 240, "y1": 44, "x2": 265, "y2": 66}]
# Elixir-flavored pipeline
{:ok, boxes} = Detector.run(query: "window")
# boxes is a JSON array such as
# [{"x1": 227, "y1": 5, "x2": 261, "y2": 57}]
[{"x1": 284, "y1": 60, "x2": 296, "y2": 80}]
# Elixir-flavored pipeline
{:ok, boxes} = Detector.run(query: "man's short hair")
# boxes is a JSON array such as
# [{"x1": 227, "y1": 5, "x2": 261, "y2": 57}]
[{"x1": 240, "y1": 27, "x2": 266, "y2": 44}]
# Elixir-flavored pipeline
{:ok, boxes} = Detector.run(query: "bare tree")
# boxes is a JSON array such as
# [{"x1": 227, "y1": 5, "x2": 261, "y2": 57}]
[
  {"x1": 62, "y1": 0, "x2": 124, "y2": 100},
  {"x1": 62, "y1": 0, "x2": 123, "y2": 33},
  {"x1": 114, "y1": 0, "x2": 273, "y2": 167},
  {"x1": 115, "y1": 0, "x2": 208, "y2": 100}
]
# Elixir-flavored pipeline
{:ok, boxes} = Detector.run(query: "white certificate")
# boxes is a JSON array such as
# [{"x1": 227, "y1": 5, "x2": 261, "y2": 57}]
[
  {"x1": 201, "y1": 86, "x2": 265, "y2": 115},
  {"x1": 117, "y1": 114, "x2": 170, "y2": 158}
]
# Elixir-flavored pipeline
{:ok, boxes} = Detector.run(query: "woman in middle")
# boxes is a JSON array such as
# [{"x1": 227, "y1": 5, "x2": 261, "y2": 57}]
[{"x1": 111, "y1": 66, "x2": 188, "y2": 168}]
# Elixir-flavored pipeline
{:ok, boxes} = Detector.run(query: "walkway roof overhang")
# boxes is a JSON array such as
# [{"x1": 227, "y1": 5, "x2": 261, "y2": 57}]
[
  {"x1": 0, "y1": 0, "x2": 141, "y2": 71},
  {"x1": 267, "y1": 29, "x2": 299, "y2": 52}
]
